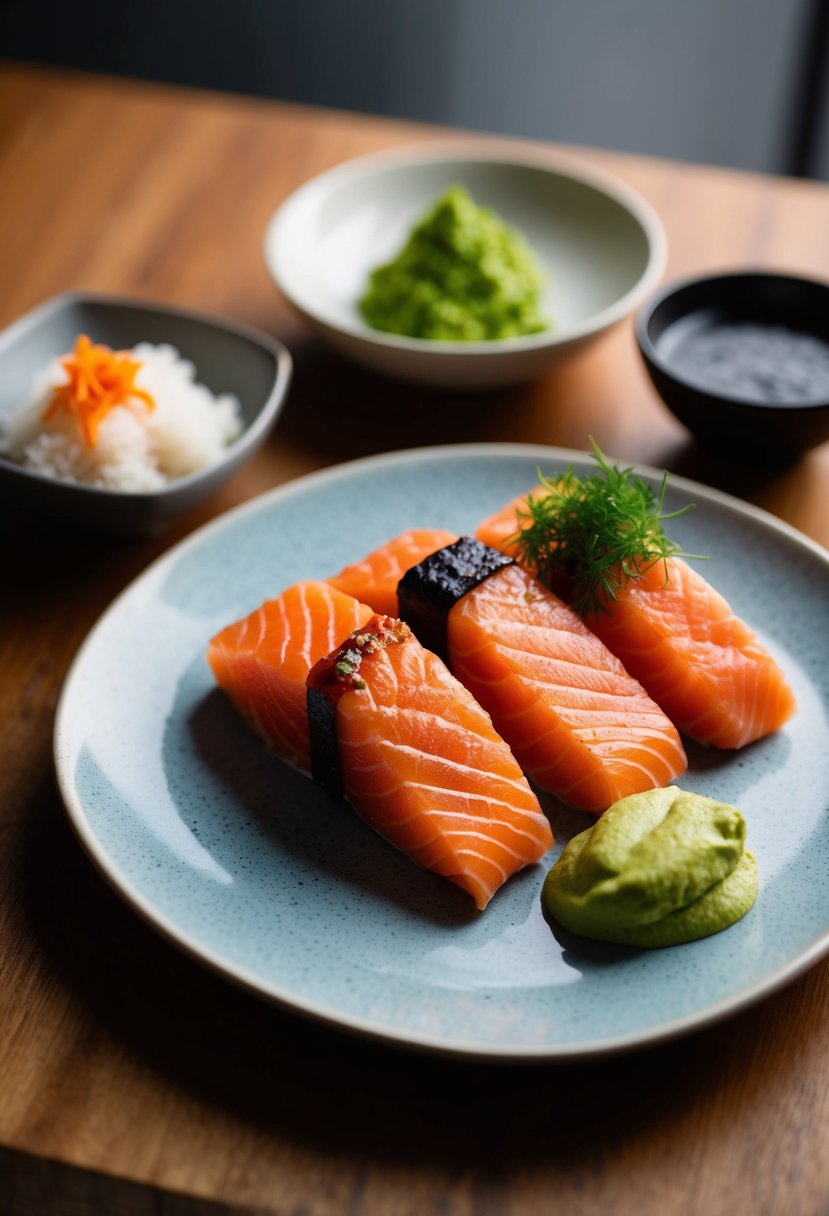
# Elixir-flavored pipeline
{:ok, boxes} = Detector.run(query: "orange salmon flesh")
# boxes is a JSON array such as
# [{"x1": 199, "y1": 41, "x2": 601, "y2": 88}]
[
  {"x1": 328, "y1": 528, "x2": 459, "y2": 616},
  {"x1": 477, "y1": 493, "x2": 797, "y2": 750},
  {"x1": 310, "y1": 615, "x2": 553, "y2": 909},
  {"x1": 207, "y1": 580, "x2": 374, "y2": 774}
]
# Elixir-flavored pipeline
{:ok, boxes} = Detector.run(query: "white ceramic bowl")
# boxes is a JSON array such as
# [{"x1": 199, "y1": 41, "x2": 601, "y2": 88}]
[{"x1": 264, "y1": 142, "x2": 667, "y2": 390}]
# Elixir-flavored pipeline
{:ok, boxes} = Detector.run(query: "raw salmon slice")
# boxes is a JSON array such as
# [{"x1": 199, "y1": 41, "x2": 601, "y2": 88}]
[
  {"x1": 307, "y1": 615, "x2": 552, "y2": 910},
  {"x1": 475, "y1": 491, "x2": 538, "y2": 560},
  {"x1": 582, "y1": 557, "x2": 797, "y2": 749},
  {"x1": 477, "y1": 493, "x2": 797, "y2": 749},
  {"x1": 398, "y1": 539, "x2": 688, "y2": 814},
  {"x1": 207, "y1": 581, "x2": 374, "y2": 774},
  {"x1": 328, "y1": 528, "x2": 458, "y2": 616}
]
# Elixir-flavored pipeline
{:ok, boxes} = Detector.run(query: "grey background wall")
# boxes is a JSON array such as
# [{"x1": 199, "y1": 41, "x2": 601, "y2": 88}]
[{"x1": 3, "y1": 0, "x2": 829, "y2": 180}]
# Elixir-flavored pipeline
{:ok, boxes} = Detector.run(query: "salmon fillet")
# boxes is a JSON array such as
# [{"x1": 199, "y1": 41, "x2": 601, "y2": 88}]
[
  {"x1": 328, "y1": 528, "x2": 458, "y2": 616},
  {"x1": 477, "y1": 493, "x2": 797, "y2": 749},
  {"x1": 583, "y1": 557, "x2": 797, "y2": 749},
  {"x1": 475, "y1": 491, "x2": 538, "y2": 559},
  {"x1": 307, "y1": 615, "x2": 553, "y2": 909},
  {"x1": 207, "y1": 580, "x2": 374, "y2": 773},
  {"x1": 445, "y1": 561, "x2": 688, "y2": 813}
]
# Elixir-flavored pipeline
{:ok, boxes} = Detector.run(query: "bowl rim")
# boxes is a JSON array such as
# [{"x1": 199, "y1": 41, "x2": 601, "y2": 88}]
[
  {"x1": 0, "y1": 290, "x2": 293, "y2": 503},
  {"x1": 263, "y1": 138, "x2": 668, "y2": 357},
  {"x1": 635, "y1": 268, "x2": 829, "y2": 412}
]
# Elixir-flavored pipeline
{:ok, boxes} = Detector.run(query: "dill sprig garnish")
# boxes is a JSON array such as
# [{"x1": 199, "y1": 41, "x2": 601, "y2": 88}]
[{"x1": 514, "y1": 438, "x2": 701, "y2": 617}]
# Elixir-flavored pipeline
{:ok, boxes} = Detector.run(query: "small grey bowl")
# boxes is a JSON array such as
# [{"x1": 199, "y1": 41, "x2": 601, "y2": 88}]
[{"x1": 0, "y1": 293, "x2": 292, "y2": 535}]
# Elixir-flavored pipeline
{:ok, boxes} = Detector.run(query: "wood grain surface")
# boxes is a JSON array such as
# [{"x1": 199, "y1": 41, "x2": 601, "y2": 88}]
[{"x1": 0, "y1": 63, "x2": 828, "y2": 1216}]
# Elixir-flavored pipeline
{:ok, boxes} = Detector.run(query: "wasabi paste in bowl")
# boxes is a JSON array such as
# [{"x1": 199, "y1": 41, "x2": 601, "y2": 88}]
[
  {"x1": 264, "y1": 142, "x2": 666, "y2": 390},
  {"x1": 359, "y1": 185, "x2": 550, "y2": 342}
]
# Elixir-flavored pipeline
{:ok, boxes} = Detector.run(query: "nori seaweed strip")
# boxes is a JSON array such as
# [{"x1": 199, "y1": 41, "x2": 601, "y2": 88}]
[
  {"x1": 306, "y1": 617, "x2": 411, "y2": 800},
  {"x1": 307, "y1": 682, "x2": 344, "y2": 800},
  {"x1": 397, "y1": 536, "x2": 514, "y2": 662}
]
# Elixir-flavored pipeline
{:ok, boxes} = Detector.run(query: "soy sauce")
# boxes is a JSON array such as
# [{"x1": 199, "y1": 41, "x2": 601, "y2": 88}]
[{"x1": 656, "y1": 311, "x2": 829, "y2": 405}]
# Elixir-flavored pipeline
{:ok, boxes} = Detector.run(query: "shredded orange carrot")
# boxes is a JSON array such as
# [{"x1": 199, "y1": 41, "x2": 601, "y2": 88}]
[{"x1": 42, "y1": 334, "x2": 156, "y2": 447}]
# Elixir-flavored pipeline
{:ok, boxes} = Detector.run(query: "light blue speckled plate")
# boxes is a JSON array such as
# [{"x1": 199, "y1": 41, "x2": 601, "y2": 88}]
[{"x1": 54, "y1": 445, "x2": 829, "y2": 1060}]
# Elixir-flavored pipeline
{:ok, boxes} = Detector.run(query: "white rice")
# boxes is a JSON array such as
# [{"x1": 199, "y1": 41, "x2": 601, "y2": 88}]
[{"x1": 0, "y1": 343, "x2": 243, "y2": 492}]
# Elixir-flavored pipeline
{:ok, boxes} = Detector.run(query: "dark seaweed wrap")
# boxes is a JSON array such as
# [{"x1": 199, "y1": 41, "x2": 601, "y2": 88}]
[
  {"x1": 307, "y1": 684, "x2": 343, "y2": 800},
  {"x1": 396, "y1": 536, "x2": 514, "y2": 662}
]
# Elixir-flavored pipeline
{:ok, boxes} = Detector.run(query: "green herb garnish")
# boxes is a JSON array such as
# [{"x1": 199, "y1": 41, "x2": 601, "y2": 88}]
[
  {"x1": 334, "y1": 650, "x2": 361, "y2": 679},
  {"x1": 514, "y1": 438, "x2": 701, "y2": 616}
]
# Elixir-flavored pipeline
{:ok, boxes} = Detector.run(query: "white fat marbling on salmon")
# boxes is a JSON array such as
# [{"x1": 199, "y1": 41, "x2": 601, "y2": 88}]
[
  {"x1": 331, "y1": 624, "x2": 552, "y2": 910},
  {"x1": 446, "y1": 563, "x2": 687, "y2": 813}
]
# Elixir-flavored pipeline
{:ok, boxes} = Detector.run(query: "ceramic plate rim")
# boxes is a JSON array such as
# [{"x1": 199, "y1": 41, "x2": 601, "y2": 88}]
[
  {"x1": 264, "y1": 141, "x2": 668, "y2": 355},
  {"x1": 53, "y1": 443, "x2": 829, "y2": 1062}
]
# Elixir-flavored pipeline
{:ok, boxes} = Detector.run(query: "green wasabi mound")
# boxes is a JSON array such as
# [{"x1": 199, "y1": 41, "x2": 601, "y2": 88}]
[
  {"x1": 359, "y1": 186, "x2": 550, "y2": 341},
  {"x1": 542, "y1": 787, "x2": 759, "y2": 948}
]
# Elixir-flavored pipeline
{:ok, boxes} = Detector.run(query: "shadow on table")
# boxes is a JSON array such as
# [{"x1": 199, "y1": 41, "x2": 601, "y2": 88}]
[
  {"x1": 274, "y1": 341, "x2": 534, "y2": 459},
  {"x1": 19, "y1": 777, "x2": 822, "y2": 1182},
  {"x1": 665, "y1": 433, "x2": 809, "y2": 499}
]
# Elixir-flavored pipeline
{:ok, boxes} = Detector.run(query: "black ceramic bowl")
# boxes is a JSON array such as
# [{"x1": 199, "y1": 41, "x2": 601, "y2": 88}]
[{"x1": 636, "y1": 272, "x2": 829, "y2": 461}]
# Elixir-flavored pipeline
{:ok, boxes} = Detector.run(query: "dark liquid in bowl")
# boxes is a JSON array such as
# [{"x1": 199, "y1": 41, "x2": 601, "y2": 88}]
[{"x1": 656, "y1": 311, "x2": 829, "y2": 405}]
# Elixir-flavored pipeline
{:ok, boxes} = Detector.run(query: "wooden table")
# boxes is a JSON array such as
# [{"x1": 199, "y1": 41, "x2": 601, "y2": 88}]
[{"x1": 1, "y1": 64, "x2": 828, "y2": 1216}]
